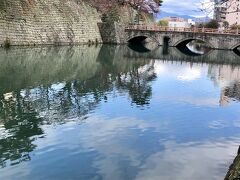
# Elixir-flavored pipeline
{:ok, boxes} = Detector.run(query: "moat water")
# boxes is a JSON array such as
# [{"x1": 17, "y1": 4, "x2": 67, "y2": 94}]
[{"x1": 0, "y1": 44, "x2": 240, "y2": 180}]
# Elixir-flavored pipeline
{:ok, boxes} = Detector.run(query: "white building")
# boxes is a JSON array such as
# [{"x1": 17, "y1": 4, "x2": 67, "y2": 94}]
[
  {"x1": 214, "y1": 3, "x2": 227, "y2": 22},
  {"x1": 225, "y1": 0, "x2": 240, "y2": 26},
  {"x1": 214, "y1": 0, "x2": 240, "y2": 26},
  {"x1": 188, "y1": 19, "x2": 196, "y2": 26},
  {"x1": 162, "y1": 17, "x2": 196, "y2": 28},
  {"x1": 168, "y1": 21, "x2": 189, "y2": 28}
]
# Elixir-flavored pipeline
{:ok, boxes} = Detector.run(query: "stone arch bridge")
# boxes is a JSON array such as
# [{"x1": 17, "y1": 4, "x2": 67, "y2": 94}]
[{"x1": 124, "y1": 25, "x2": 240, "y2": 50}]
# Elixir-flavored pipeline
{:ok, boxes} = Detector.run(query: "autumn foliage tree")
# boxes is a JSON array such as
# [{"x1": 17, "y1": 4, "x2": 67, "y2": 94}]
[
  {"x1": 85, "y1": 0, "x2": 162, "y2": 23},
  {"x1": 85, "y1": 0, "x2": 162, "y2": 14}
]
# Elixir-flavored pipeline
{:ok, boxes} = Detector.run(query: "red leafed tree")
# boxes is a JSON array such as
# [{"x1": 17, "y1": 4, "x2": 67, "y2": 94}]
[
  {"x1": 85, "y1": 0, "x2": 161, "y2": 14},
  {"x1": 126, "y1": 0, "x2": 161, "y2": 13}
]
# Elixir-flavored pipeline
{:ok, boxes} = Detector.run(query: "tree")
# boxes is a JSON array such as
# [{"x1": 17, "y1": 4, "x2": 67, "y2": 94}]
[
  {"x1": 205, "y1": 19, "x2": 219, "y2": 28},
  {"x1": 158, "y1": 19, "x2": 168, "y2": 26},
  {"x1": 230, "y1": 24, "x2": 240, "y2": 29},
  {"x1": 223, "y1": 21, "x2": 229, "y2": 28},
  {"x1": 107, "y1": 5, "x2": 120, "y2": 22},
  {"x1": 101, "y1": 13, "x2": 108, "y2": 22},
  {"x1": 85, "y1": 0, "x2": 163, "y2": 14},
  {"x1": 198, "y1": 23, "x2": 204, "y2": 28},
  {"x1": 126, "y1": 0, "x2": 161, "y2": 13}
]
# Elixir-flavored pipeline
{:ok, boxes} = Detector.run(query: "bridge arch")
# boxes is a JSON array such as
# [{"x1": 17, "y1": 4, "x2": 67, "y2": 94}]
[
  {"x1": 127, "y1": 34, "x2": 160, "y2": 45},
  {"x1": 128, "y1": 36, "x2": 148, "y2": 43},
  {"x1": 231, "y1": 43, "x2": 240, "y2": 50},
  {"x1": 173, "y1": 38, "x2": 214, "y2": 48}
]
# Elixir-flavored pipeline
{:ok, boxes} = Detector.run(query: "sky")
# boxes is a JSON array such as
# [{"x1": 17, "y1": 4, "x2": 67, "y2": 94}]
[{"x1": 160, "y1": 0, "x2": 215, "y2": 17}]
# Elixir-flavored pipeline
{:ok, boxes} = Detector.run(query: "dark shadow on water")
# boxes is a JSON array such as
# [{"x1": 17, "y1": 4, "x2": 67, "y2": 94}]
[
  {"x1": 127, "y1": 43, "x2": 151, "y2": 53},
  {"x1": 162, "y1": 45, "x2": 169, "y2": 55}
]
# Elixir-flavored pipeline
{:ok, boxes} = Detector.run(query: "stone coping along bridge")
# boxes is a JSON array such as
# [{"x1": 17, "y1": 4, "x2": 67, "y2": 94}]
[{"x1": 124, "y1": 25, "x2": 240, "y2": 50}]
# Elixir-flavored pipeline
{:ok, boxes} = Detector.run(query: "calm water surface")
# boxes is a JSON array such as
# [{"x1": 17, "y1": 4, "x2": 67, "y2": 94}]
[{"x1": 0, "y1": 45, "x2": 240, "y2": 180}]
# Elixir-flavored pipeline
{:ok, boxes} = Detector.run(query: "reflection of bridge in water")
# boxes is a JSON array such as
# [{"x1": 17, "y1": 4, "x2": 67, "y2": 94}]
[{"x1": 125, "y1": 45, "x2": 240, "y2": 65}]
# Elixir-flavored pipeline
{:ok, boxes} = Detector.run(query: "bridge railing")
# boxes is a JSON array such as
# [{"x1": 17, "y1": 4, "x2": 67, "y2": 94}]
[{"x1": 125, "y1": 24, "x2": 240, "y2": 35}]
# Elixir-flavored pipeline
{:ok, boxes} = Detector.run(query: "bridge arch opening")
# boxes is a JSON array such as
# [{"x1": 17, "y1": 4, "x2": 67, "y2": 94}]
[
  {"x1": 233, "y1": 47, "x2": 240, "y2": 56},
  {"x1": 128, "y1": 36, "x2": 148, "y2": 44},
  {"x1": 127, "y1": 36, "x2": 159, "y2": 53},
  {"x1": 176, "y1": 39, "x2": 212, "y2": 48},
  {"x1": 128, "y1": 35, "x2": 159, "y2": 45},
  {"x1": 176, "y1": 39, "x2": 212, "y2": 56}
]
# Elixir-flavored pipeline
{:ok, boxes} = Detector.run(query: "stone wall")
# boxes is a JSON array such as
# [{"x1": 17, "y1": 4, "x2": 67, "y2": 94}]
[
  {"x1": 0, "y1": 0, "x2": 102, "y2": 46},
  {"x1": 225, "y1": 146, "x2": 240, "y2": 180},
  {"x1": 98, "y1": 22, "x2": 125, "y2": 44}
]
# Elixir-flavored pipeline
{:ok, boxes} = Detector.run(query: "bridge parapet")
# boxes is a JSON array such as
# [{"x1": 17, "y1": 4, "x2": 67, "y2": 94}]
[{"x1": 125, "y1": 25, "x2": 240, "y2": 35}]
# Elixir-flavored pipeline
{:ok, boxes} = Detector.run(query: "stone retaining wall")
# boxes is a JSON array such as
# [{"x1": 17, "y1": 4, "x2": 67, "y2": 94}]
[
  {"x1": 98, "y1": 22, "x2": 125, "y2": 44},
  {"x1": 225, "y1": 146, "x2": 240, "y2": 180},
  {"x1": 0, "y1": 0, "x2": 102, "y2": 46}
]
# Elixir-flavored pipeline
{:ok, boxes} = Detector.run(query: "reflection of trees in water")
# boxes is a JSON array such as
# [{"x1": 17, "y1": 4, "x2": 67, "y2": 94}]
[
  {"x1": 115, "y1": 61, "x2": 156, "y2": 106},
  {"x1": 0, "y1": 92, "x2": 44, "y2": 168},
  {"x1": 97, "y1": 45, "x2": 156, "y2": 106},
  {"x1": 1, "y1": 45, "x2": 240, "y2": 169},
  {"x1": 0, "y1": 45, "x2": 156, "y2": 168}
]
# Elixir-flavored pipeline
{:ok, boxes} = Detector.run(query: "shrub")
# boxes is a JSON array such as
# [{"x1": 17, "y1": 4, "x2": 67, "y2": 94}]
[
  {"x1": 101, "y1": 6, "x2": 120, "y2": 23},
  {"x1": 205, "y1": 19, "x2": 219, "y2": 29},
  {"x1": 158, "y1": 20, "x2": 168, "y2": 27},
  {"x1": 230, "y1": 24, "x2": 240, "y2": 30},
  {"x1": 4, "y1": 38, "x2": 10, "y2": 48}
]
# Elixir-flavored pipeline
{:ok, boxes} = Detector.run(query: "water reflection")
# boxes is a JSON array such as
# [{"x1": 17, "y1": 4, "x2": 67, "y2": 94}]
[
  {"x1": 127, "y1": 45, "x2": 240, "y2": 64},
  {"x1": 208, "y1": 64, "x2": 240, "y2": 106},
  {"x1": 127, "y1": 43, "x2": 151, "y2": 53},
  {"x1": 0, "y1": 45, "x2": 240, "y2": 179},
  {"x1": 0, "y1": 92, "x2": 44, "y2": 168},
  {"x1": 0, "y1": 45, "x2": 156, "y2": 169},
  {"x1": 187, "y1": 40, "x2": 212, "y2": 55}
]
